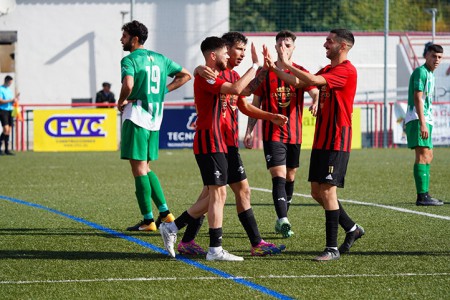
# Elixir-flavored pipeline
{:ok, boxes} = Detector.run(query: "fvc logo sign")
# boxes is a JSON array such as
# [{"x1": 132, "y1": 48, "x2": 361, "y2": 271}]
[
  {"x1": 34, "y1": 109, "x2": 117, "y2": 152},
  {"x1": 44, "y1": 115, "x2": 107, "y2": 137}
]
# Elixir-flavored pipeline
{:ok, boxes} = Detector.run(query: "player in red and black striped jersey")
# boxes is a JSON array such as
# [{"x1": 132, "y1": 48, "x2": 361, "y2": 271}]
[
  {"x1": 244, "y1": 30, "x2": 319, "y2": 238},
  {"x1": 273, "y1": 29, "x2": 364, "y2": 261},
  {"x1": 160, "y1": 36, "x2": 287, "y2": 261}
]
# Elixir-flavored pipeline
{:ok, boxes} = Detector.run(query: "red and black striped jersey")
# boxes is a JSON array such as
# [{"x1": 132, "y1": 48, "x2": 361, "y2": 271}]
[
  {"x1": 193, "y1": 75, "x2": 228, "y2": 154},
  {"x1": 254, "y1": 63, "x2": 315, "y2": 144},
  {"x1": 313, "y1": 60, "x2": 357, "y2": 152},
  {"x1": 217, "y1": 69, "x2": 244, "y2": 148}
]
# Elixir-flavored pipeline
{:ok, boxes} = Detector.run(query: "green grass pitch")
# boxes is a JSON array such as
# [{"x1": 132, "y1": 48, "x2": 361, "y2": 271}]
[{"x1": 0, "y1": 148, "x2": 449, "y2": 299}]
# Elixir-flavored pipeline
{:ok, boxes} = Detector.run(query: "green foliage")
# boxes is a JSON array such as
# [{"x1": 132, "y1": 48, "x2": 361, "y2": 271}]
[{"x1": 230, "y1": 0, "x2": 450, "y2": 32}]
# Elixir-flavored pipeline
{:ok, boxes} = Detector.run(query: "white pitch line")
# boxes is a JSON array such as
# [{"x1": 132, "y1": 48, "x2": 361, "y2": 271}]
[
  {"x1": 251, "y1": 187, "x2": 450, "y2": 221},
  {"x1": 1, "y1": 273, "x2": 449, "y2": 285}
]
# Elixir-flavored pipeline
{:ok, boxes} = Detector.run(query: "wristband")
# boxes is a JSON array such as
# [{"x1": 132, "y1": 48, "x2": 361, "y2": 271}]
[{"x1": 252, "y1": 63, "x2": 259, "y2": 70}]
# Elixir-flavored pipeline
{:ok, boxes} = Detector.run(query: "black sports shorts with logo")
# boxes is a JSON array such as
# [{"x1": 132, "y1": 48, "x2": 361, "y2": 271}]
[
  {"x1": 263, "y1": 141, "x2": 301, "y2": 169},
  {"x1": 195, "y1": 152, "x2": 228, "y2": 186},
  {"x1": 308, "y1": 149, "x2": 350, "y2": 188},
  {"x1": 227, "y1": 146, "x2": 247, "y2": 184}
]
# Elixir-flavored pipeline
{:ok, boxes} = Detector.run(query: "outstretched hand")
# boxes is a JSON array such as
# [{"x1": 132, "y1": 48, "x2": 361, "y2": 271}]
[
  {"x1": 262, "y1": 44, "x2": 275, "y2": 70},
  {"x1": 276, "y1": 44, "x2": 290, "y2": 66},
  {"x1": 251, "y1": 42, "x2": 259, "y2": 65}
]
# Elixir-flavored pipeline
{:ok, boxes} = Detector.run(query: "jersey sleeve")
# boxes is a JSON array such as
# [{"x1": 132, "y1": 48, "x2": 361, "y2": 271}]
[
  {"x1": 120, "y1": 56, "x2": 134, "y2": 81},
  {"x1": 165, "y1": 57, "x2": 183, "y2": 77},
  {"x1": 413, "y1": 68, "x2": 426, "y2": 92},
  {"x1": 320, "y1": 64, "x2": 350, "y2": 89},
  {"x1": 196, "y1": 76, "x2": 226, "y2": 94}
]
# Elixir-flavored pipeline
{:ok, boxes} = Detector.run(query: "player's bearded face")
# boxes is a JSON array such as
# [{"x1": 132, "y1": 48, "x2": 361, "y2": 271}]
[
  {"x1": 121, "y1": 32, "x2": 133, "y2": 52},
  {"x1": 215, "y1": 47, "x2": 229, "y2": 71},
  {"x1": 324, "y1": 33, "x2": 341, "y2": 59}
]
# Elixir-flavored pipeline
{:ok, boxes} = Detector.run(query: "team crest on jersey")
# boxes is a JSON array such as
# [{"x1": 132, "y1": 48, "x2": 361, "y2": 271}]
[
  {"x1": 214, "y1": 171, "x2": 222, "y2": 178},
  {"x1": 187, "y1": 112, "x2": 197, "y2": 130},
  {"x1": 272, "y1": 86, "x2": 295, "y2": 108}
]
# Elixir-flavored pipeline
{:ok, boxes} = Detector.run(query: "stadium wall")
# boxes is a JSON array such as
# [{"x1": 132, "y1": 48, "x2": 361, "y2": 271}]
[{"x1": 0, "y1": 0, "x2": 229, "y2": 104}]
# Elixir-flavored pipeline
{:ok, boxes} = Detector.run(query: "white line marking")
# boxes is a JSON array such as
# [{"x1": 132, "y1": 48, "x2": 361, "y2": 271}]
[
  {"x1": 251, "y1": 187, "x2": 450, "y2": 221},
  {"x1": 1, "y1": 273, "x2": 448, "y2": 285}
]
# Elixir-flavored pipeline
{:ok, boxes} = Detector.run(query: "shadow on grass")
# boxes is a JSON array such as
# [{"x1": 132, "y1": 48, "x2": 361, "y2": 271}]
[
  {"x1": 225, "y1": 203, "x2": 321, "y2": 207},
  {"x1": 0, "y1": 250, "x2": 168, "y2": 260},
  {"x1": 0, "y1": 228, "x2": 161, "y2": 238}
]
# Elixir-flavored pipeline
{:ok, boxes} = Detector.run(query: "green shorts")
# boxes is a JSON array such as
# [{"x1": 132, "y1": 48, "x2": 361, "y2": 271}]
[
  {"x1": 405, "y1": 120, "x2": 433, "y2": 149},
  {"x1": 121, "y1": 119, "x2": 160, "y2": 161}
]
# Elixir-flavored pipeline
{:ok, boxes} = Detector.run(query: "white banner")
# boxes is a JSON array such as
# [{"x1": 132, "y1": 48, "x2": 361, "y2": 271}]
[{"x1": 393, "y1": 102, "x2": 450, "y2": 146}]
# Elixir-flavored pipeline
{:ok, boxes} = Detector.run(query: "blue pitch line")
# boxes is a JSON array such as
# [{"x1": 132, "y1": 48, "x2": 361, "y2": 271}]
[{"x1": 1, "y1": 195, "x2": 294, "y2": 300}]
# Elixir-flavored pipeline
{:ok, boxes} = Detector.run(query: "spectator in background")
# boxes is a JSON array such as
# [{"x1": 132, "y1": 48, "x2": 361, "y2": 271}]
[
  {"x1": 406, "y1": 44, "x2": 444, "y2": 206},
  {"x1": 95, "y1": 82, "x2": 116, "y2": 108},
  {"x1": 0, "y1": 75, "x2": 19, "y2": 155}
]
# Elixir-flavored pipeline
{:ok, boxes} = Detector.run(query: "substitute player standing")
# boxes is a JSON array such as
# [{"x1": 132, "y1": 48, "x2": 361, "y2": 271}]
[
  {"x1": 118, "y1": 20, "x2": 192, "y2": 232},
  {"x1": 273, "y1": 29, "x2": 365, "y2": 261},
  {"x1": 244, "y1": 30, "x2": 319, "y2": 238},
  {"x1": 405, "y1": 44, "x2": 444, "y2": 206}
]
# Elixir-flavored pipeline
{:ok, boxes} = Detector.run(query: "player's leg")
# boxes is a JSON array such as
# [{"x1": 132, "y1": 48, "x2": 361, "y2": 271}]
[
  {"x1": 2, "y1": 111, "x2": 13, "y2": 155},
  {"x1": 121, "y1": 120, "x2": 155, "y2": 231},
  {"x1": 285, "y1": 144, "x2": 301, "y2": 212},
  {"x1": 406, "y1": 121, "x2": 442, "y2": 205},
  {"x1": 145, "y1": 131, "x2": 175, "y2": 221}
]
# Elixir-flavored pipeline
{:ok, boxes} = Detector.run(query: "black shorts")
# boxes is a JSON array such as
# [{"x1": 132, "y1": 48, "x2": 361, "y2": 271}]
[
  {"x1": 227, "y1": 146, "x2": 247, "y2": 184},
  {"x1": 0, "y1": 109, "x2": 13, "y2": 126},
  {"x1": 308, "y1": 149, "x2": 350, "y2": 188},
  {"x1": 263, "y1": 141, "x2": 301, "y2": 169},
  {"x1": 195, "y1": 152, "x2": 228, "y2": 186}
]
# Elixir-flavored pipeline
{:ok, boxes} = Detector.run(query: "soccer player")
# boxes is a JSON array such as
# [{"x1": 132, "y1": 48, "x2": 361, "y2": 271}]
[
  {"x1": 244, "y1": 30, "x2": 319, "y2": 238},
  {"x1": 0, "y1": 75, "x2": 19, "y2": 156},
  {"x1": 160, "y1": 36, "x2": 287, "y2": 261},
  {"x1": 405, "y1": 44, "x2": 444, "y2": 206},
  {"x1": 272, "y1": 29, "x2": 364, "y2": 261},
  {"x1": 118, "y1": 20, "x2": 192, "y2": 232},
  {"x1": 171, "y1": 32, "x2": 286, "y2": 257}
]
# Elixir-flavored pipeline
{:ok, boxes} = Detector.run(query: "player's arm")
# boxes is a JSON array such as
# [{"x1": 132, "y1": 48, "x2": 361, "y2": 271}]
[
  {"x1": 308, "y1": 88, "x2": 320, "y2": 117},
  {"x1": 243, "y1": 95, "x2": 263, "y2": 149},
  {"x1": 240, "y1": 43, "x2": 269, "y2": 96},
  {"x1": 0, "y1": 95, "x2": 18, "y2": 104},
  {"x1": 118, "y1": 75, "x2": 134, "y2": 113},
  {"x1": 413, "y1": 90, "x2": 428, "y2": 139},
  {"x1": 167, "y1": 67, "x2": 192, "y2": 93},
  {"x1": 237, "y1": 97, "x2": 287, "y2": 125},
  {"x1": 194, "y1": 65, "x2": 216, "y2": 81}
]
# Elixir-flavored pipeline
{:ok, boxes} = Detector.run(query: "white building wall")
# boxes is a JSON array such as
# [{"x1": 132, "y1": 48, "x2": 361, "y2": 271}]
[{"x1": 0, "y1": 0, "x2": 229, "y2": 104}]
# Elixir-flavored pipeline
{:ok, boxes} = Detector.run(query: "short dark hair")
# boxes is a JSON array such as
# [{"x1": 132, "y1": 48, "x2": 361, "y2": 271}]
[
  {"x1": 276, "y1": 30, "x2": 296, "y2": 42},
  {"x1": 122, "y1": 20, "x2": 148, "y2": 45},
  {"x1": 102, "y1": 82, "x2": 111, "y2": 88},
  {"x1": 425, "y1": 43, "x2": 444, "y2": 55},
  {"x1": 200, "y1": 36, "x2": 227, "y2": 54},
  {"x1": 221, "y1": 32, "x2": 247, "y2": 48},
  {"x1": 330, "y1": 28, "x2": 355, "y2": 46},
  {"x1": 4, "y1": 75, "x2": 12, "y2": 83}
]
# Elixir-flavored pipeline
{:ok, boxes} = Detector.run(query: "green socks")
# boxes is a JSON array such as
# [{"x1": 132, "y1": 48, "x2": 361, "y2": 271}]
[
  {"x1": 135, "y1": 175, "x2": 153, "y2": 218},
  {"x1": 148, "y1": 171, "x2": 169, "y2": 213},
  {"x1": 413, "y1": 163, "x2": 429, "y2": 194}
]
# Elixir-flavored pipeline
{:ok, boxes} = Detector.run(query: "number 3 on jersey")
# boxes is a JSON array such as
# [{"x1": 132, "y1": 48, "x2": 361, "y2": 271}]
[{"x1": 146, "y1": 65, "x2": 160, "y2": 94}]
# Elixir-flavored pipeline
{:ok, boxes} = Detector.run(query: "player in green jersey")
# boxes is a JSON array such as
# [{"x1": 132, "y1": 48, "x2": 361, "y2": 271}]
[
  {"x1": 405, "y1": 44, "x2": 444, "y2": 206},
  {"x1": 118, "y1": 20, "x2": 192, "y2": 230}
]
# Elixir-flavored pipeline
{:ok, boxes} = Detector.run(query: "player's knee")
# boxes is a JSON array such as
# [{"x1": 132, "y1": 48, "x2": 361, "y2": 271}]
[{"x1": 311, "y1": 190, "x2": 321, "y2": 201}]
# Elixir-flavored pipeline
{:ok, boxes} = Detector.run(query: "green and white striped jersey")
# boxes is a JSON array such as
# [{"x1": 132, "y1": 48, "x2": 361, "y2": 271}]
[
  {"x1": 405, "y1": 64, "x2": 435, "y2": 126},
  {"x1": 121, "y1": 48, "x2": 182, "y2": 130}
]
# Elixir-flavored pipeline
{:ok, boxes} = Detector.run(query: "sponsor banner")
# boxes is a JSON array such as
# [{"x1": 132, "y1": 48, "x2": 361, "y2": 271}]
[
  {"x1": 393, "y1": 102, "x2": 450, "y2": 145},
  {"x1": 160, "y1": 108, "x2": 196, "y2": 149},
  {"x1": 34, "y1": 108, "x2": 117, "y2": 151},
  {"x1": 301, "y1": 107, "x2": 362, "y2": 149}
]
